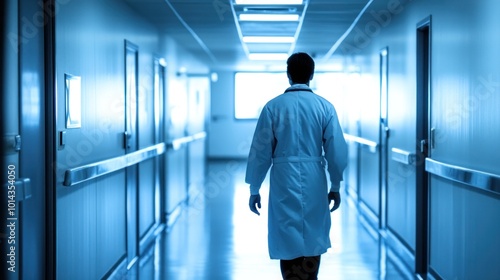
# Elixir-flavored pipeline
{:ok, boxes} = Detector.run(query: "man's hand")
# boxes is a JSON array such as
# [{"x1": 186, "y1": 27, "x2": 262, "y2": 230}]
[
  {"x1": 328, "y1": 191, "x2": 341, "y2": 212},
  {"x1": 249, "y1": 194, "x2": 261, "y2": 216}
]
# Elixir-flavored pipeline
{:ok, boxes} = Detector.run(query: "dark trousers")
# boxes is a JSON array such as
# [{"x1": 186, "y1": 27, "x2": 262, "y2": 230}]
[{"x1": 280, "y1": 255, "x2": 321, "y2": 280}]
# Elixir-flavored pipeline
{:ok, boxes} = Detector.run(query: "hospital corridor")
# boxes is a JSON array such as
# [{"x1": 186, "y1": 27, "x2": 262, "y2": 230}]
[
  {"x1": 147, "y1": 160, "x2": 406, "y2": 280},
  {"x1": 1, "y1": 0, "x2": 500, "y2": 279}
]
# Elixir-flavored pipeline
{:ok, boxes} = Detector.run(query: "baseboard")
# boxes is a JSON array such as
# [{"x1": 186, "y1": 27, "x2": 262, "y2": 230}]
[
  {"x1": 428, "y1": 266, "x2": 444, "y2": 280},
  {"x1": 358, "y1": 200, "x2": 380, "y2": 240},
  {"x1": 102, "y1": 256, "x2": 127, "y2": 280},
  {"x1": 384, "y1": 229, "x2": 416, "y2": 280},
  {"x1": 165, "y1": 197, "x2": 190, "y2": 231},
  {"x1": 139, "y1": 223, "x2": 165, "y2": 256},
  {"x1": 105, "y1": 202, "x2": 186, "y2": 279},
  {"x1": 347, "y1": 192, "x2": 421, "y2": 279},
  {"x1": 345, "y1": 185, "x2": 358, "y2": 202}
]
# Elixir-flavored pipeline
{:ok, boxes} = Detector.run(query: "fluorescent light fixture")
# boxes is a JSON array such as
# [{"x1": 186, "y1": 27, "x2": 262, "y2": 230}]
[
  {"x1": 239, "y1": 14, "x2": 300, "y2": 21},
  {"x1": 235, "y1": 0, "x2": 303, "y2": 4},
  {"x1": 248, "y1": 53, "x2": 289, "y2": 60},
  {"x1": 243, "y1": 36, "x2": 295, "y2": 43}
]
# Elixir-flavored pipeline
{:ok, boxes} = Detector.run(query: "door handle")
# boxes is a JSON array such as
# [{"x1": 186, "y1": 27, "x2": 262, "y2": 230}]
[
  {"x1": 380, "y1": 119, "x2": 390, "y2": 138},
  {"x1": 430, "y1": 127, "x2": 436, "y2": 149},
  {"x1": 124, "y1": 131, "x2": 132, "y2": 150},
  {"x1": 14, "y1": 135, "x2": 21, "y2": 151},
  {"x1": 4, "y1": 178, "x2": 31, "y2": 202},
  {"x1": 420, "y1": 139, "x2": 428, "y2": 154}
]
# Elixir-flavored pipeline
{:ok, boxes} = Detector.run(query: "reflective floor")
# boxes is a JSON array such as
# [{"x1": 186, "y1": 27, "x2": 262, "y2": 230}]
[{"x1": 138, "y1": 160, "x2": 413, "y2": 280}]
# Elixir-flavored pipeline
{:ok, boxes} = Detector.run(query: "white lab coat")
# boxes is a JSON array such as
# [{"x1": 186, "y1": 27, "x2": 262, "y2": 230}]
[{"x1": 245, "y1": 84, "x2": 348, "y2": 260}]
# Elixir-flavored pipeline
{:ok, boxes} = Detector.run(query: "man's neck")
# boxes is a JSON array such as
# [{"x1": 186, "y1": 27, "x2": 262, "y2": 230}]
[{"x1": 290, "y1": 82, "x2": 309, "y2": 86}]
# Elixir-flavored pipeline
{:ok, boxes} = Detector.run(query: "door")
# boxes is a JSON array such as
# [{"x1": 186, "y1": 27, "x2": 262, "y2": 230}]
[
  {"x1": 2, "y1": 1, "x2": 47, "y2": 279},
  {"x1": 186, "y1": 77, "x2": 209, "y2": 201},
  {"x1": 358, "y1": 81, "x2": 382, "y2": 229},
  {"x1": 125, "y1": 40, "x2": 139, "y2": 268},
  {"x1": 165, "y1": 73, "x2": 189, "y2": 221},
  {"x1": 136, "y1": 56, "x2": 165, "y2": 254},
  {"x1": 19, "y1": 0, "x2": 48, "y2": 278},
  {"x1": 415, "y1": 16, "x2": 431, "y2": 276},
  {"x1": 153, "y1": 57, "x2": 166, "y2": 225},
  {"x1": 1, "y1": 2, "x2": 21, "y2": 279}
]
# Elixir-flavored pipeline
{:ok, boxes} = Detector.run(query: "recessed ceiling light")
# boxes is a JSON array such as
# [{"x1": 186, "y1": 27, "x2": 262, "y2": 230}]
[
  {"x1": 243, "y1": 36, "x2": 295, "y2": 43},
  {"x1": 248, "y1": 53, "x2": 289, "y2": 60},
  {"x1": 235, "y1": 0, "x2": 303, "y2": 5},
  {"x1": 239, "y1": 14, "x2": 300, "y2": 21}
]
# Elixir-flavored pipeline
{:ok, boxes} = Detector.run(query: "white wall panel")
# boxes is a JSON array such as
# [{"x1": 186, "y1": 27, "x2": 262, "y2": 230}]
[{"x1": 430, "y1": 177, "x2": 500, "y2": 279}]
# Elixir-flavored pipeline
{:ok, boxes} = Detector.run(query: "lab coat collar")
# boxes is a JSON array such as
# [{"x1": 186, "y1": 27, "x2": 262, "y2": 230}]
[{"x1": 285, "y1": 84, "x2": 312, "y2": 93}]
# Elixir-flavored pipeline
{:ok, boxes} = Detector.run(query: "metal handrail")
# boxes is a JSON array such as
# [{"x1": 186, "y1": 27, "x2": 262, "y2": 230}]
[
  {"x1": 425, "y1": 158, "x2": 500, "y2": 195},
  {"x1": 63, "y1": 143, "x2": 166, "y2": 187},
  {"x1": 343, "y1": 133, "x2": 378, "y2": 153},
  {"x1": 167, "y1": 131, "x2": 207, "y2": 150},
  {"x1": 391, "y1": 148, "x2": 416, "y2": 165},
  {"x1": 63, "y1": 131, "x2": 208, "y2": 186}
]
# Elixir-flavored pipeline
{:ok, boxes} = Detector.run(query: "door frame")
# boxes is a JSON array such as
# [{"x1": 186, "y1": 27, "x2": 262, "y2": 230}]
[
  {"x1": 153, "y1": 57, "x2": 166, "y2": 226},
  {"x1": 124, "y1": 40, "x2": 139, "y2": 269},
  {"x1": 415, "y1": 15, "x2": 432, "y2": 277},
  {"x1": 379, "y1": 47, "x2": 389, "y2": 230},
  {"x1": 45, "y1": 0, "x2": 57, "y2": 278}
]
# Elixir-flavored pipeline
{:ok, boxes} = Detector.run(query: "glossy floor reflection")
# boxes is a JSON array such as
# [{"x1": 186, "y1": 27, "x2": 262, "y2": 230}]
[{"x1": 141, "y1": 160, "x2": 413, "y2": 280}]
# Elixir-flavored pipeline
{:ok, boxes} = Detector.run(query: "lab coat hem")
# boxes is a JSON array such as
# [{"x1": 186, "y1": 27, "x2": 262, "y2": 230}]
[{"x1": 269, "y1": 248, "x2": 329, "y2": 260}]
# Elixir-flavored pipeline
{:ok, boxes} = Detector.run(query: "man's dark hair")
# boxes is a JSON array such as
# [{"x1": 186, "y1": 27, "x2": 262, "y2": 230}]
[{"x1": 287, "y1": 52, "x2": 315, "y2": 84}]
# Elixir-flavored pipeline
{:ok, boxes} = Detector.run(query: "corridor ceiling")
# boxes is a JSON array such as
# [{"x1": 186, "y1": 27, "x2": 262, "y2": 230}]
[{"x1": 124, "y1": 0, "x2": 372, "y2": 70}]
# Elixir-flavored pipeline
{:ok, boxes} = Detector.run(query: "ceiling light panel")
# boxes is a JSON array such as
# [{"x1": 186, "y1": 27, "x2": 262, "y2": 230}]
[
  {"x1": 239, "y1": 14, "x2": 299, "y2": 21},
  {"x1": 239, "y1": 21, "x2": 298, "y2": 36},
  {"x1": 235, "y1": 0, "x2": 303, "y2": 5},
  {"x1": 246, "y1": 43, "x2": 291, "y2": 53},
  {"x1": 231, "y1": 0, "x2": 309, "y2": 63},
  {"x1": 243, "y1": 36, "x2": 295, "y2": 43}
]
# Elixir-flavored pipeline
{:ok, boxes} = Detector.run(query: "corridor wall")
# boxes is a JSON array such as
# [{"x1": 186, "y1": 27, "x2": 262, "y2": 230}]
[
  {"x1": 53, "y1": 0, "x2": 208, "y2": 278},
  {"x1": 339, "y1": 0, "x2": 500, "y2": 279}
]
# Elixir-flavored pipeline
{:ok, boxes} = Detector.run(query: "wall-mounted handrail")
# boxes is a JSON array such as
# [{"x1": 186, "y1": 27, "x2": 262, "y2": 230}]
[
  {"x1": 168, "y1": 135, "x2": 193, "y2": 150},
  {"x1": 425, "y1": 158, "x2": 500, "y2": 195},
  {"x1": 63, "y1": 143, "x2": 166, "y2": 187},
  {"x1": 167, "y1": 131, "x2": 207, "y2": 150},
  {"x1": 391, "y1": 148, "x2": 416, "y2": 165},
  {"x1": 343, "y1": 133, "x2": 378, "y2": 153},
  {"x1": 191, "y1": 131, "x2": 207, "y2": 141}
]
